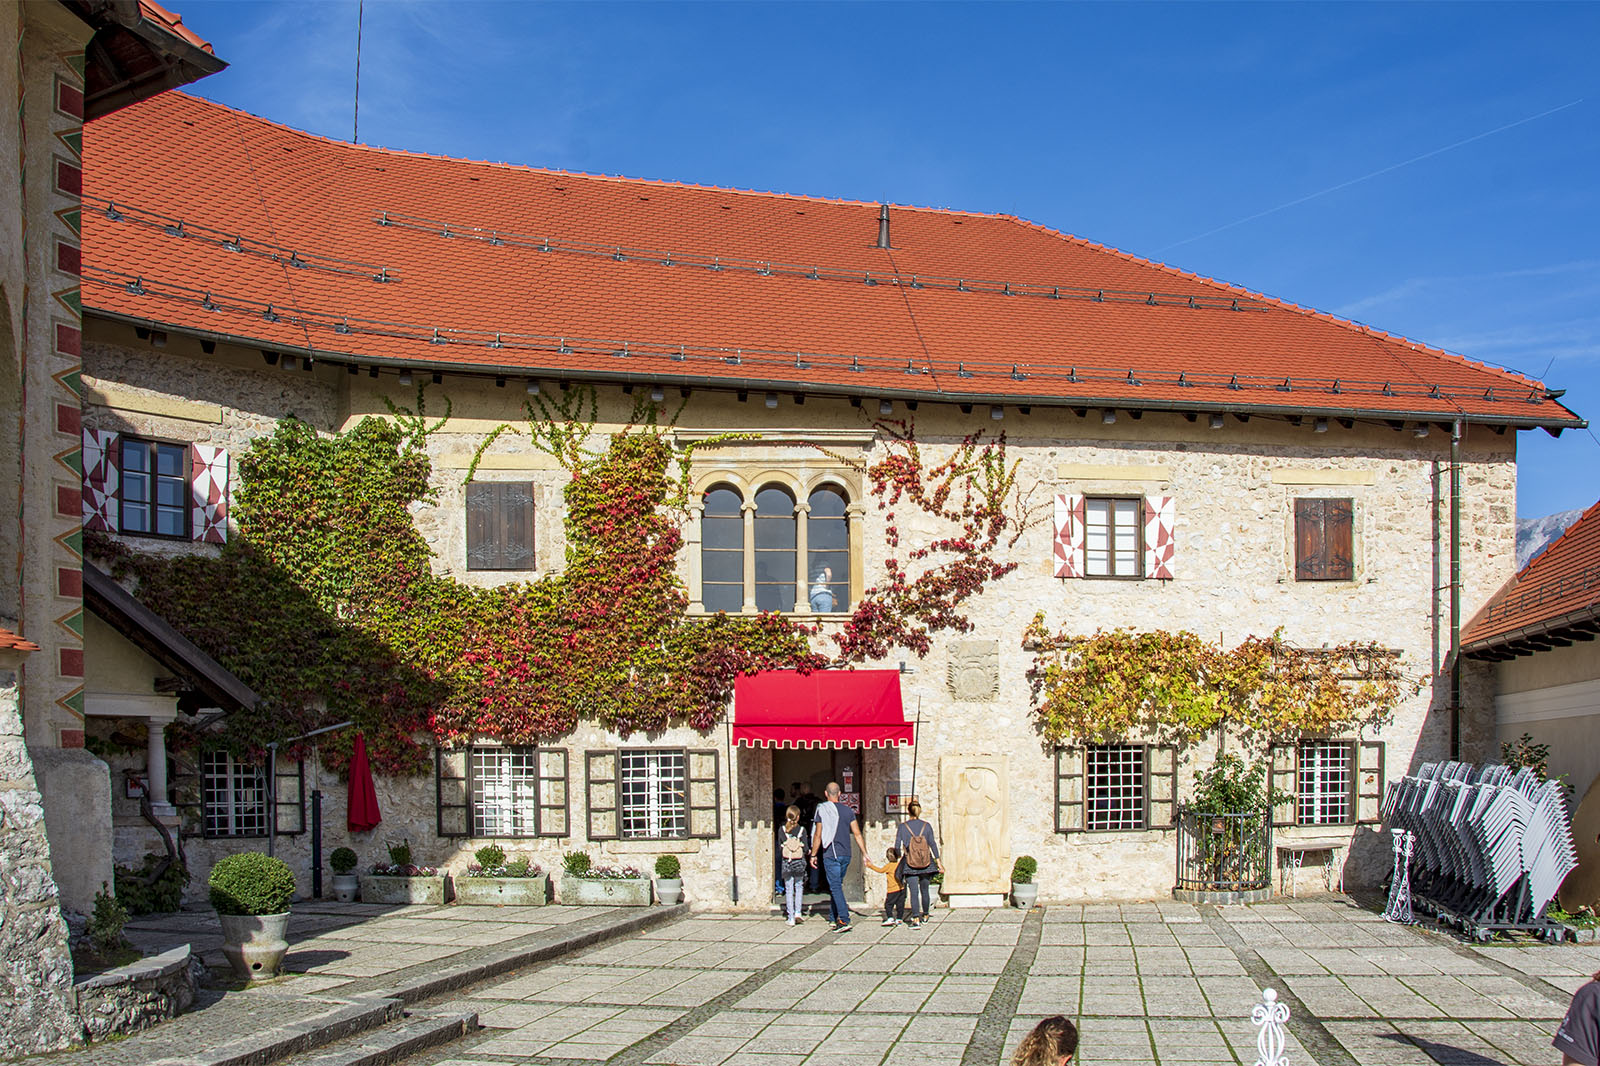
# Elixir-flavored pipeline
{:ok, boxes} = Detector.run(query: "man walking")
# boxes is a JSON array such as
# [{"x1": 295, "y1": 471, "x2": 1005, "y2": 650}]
[{"x1": 809, "y1": 781, "x2": 868, "y2": 931}]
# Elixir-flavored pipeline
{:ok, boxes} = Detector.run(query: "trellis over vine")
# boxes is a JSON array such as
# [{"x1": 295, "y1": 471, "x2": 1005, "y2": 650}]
[
  {"x1": 84, "y1": 384, "x2": 1034, "y2": 776},
  {"x1": 1023, "y1": 615, "x2": 1417, "y2": 750}
]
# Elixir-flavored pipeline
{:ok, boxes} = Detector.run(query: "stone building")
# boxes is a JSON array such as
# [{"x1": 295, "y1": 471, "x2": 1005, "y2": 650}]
[{"x1": 64, "y1": 89, "x2": 1585, "y2": 912}]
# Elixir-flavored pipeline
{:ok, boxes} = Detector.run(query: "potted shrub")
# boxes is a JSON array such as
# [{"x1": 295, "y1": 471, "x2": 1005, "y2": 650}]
[
  {"x1": 454, "y1": 844, "x2": 548, "y2": 906},
  {"x1": 358, "y1": 840, "x2": 450, "y2": 905},
  {"x1": 655, "y1": 854, "x2": 683, "y2": 905},
  {"x1": 209, "y1": 852, "x2": 297, "y2": 980},
  {"x1": 329, "y1": 846, "x2": 359, "y2": 902},
  {"x1": 558, "y1": 851, "x2": 651, "y2": 906},
  {"x1": 1010, "y1": 856, "x2": 1038, "y2": 909}
]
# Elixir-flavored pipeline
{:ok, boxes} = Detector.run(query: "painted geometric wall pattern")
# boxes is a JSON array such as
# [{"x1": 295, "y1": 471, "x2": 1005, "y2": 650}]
[
  {"x1": 1143, "y1": 495, "x2": 1176, "y2": 580},
  {"x1": 1054, "y1": 493, "x2": 1085, "y2": 578},
  {"x1": 190, "y1": 444, "x2": 229, "y2": 543},
  {"x1": 81, "y1": 428, "x2": 118, "y2": 532}
]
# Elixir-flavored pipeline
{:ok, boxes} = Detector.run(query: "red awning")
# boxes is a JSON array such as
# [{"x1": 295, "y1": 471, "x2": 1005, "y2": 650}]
[{"x1": 733, "y1": 670, "x2": 914, "y2": 749}]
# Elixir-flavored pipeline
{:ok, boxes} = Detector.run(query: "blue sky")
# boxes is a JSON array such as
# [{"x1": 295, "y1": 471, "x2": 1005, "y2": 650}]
[{"x1": 175, "y1": 1, "x2": 1599, "y2": 520}]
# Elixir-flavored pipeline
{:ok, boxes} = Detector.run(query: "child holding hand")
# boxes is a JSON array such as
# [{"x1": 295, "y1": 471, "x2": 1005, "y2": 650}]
[{"x1": 864, "y1": 846, "x2": 906, "y2": 927}]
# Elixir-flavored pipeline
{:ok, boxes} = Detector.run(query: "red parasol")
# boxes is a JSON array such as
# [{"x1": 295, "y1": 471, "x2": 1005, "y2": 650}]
[{"x1": 346, "y1": 733, "x2": 382, "y2": 832}]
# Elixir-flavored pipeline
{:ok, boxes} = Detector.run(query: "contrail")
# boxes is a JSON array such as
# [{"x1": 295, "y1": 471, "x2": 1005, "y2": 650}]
[{"x1": 1154, "y1": 98, "x2": 1586, "y2": 254}]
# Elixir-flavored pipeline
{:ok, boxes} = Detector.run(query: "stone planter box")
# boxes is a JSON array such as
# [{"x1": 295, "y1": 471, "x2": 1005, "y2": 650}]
[
  {"x1": 359, "y1": 874, "x2": 451, "y2": 905},
  {"x1": 453, "y1": 874, "x2": 549, "y2": 906},
  {"x1": 560, "y1": 875, "x2": 652, "y2": 906}
]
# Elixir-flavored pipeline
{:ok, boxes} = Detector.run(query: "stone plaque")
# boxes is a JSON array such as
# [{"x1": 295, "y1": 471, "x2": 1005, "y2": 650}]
[
  {"x1": 938, "y1": 755, "x2": 1010, "y2": 894},
  {"x1": 947, "y1": 640, "x2": 1000, "y2": 701}
]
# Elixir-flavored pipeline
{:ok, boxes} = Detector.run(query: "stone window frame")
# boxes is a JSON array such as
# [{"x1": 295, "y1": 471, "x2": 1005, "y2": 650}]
[
  {"x1": 116, "y1": 434, "x2": 191, "y2": 540},
  {"x1": 434, "y1": 745, "x2": 569, "y2": 839},
  {"x1": 687, "y1": 467, "x2": 866, "y2": 616},
  {"x1": 1054, "y1": 743, "x2": 1177, "y2": 834},
  {"x1": 1268, "y1": 739, "x2": 1385, "y2": 828}
]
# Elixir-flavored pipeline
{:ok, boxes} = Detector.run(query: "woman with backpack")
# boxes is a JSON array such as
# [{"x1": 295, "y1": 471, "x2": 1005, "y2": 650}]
[
  {"x1": 894, "y1": 800, "x2": 943, "y2": 928},
  {"x1": 777, "y1": 805, "x2": 810, "y2": 926}
]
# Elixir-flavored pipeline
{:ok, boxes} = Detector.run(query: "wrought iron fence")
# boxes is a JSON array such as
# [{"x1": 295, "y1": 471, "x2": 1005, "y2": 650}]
[{"x1": 1174, "y1": 806, "x2": 1272, "y2": 893}]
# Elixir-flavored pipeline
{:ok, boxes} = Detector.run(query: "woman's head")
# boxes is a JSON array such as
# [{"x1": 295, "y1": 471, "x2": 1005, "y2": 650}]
[
  {"x1": 1012, "y1": 1016, "x2": 1078, "y2": 1066},
  {"x1": 785, "y1": 805, "x2": 800, "y2": 829},
  {"x1": 906, "y1": 800, "x2": 922, "y2": 819}
]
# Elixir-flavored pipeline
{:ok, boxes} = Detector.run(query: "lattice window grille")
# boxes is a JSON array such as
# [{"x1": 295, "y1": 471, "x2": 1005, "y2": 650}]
[
  {"x1": 1086, "y1": 744, "x2": 1146, "y2": 831},
  {"x1": 1298, "y1": 741, "x2": 1353, "y2": 825},
  {"x1": 202, "y1": 750, "x2": 268, "y2": 837},
  {"x1": 471, "y1": 748, "x2": 540, "y2": 837},
  {"x1": 619, "y1": 750, "x2": 687, "y2": 839}
]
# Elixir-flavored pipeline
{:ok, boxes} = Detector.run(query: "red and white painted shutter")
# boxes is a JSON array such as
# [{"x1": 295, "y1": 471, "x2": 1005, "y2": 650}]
[
  {"x1": 1054, "y1": 493, "x2": 1085, "y2": 578},
  {"x1": 1143, "y1": 495, "x2": 1175, "y2": 580},
  {"x1": 82, "y1": 428, "x2": 119, "y2": 532},
  {"x1": 190, "y1": 445, "x2": 229, "y2": 543}
]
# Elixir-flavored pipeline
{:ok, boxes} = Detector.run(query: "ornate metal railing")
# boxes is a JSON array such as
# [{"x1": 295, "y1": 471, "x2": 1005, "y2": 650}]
[{"x1": 1174, "y1": 806, "x2": 1273, "y2": 893}]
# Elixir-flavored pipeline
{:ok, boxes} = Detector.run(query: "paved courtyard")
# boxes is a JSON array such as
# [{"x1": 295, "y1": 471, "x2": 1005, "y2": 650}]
[{"x1": 413, "y1": 898, "x2": 1600, "y2": 1066}]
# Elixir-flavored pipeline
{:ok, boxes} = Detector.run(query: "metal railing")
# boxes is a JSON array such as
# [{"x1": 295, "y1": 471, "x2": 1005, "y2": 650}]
[{"x1": 1174, "y1": 806, "x2": 1273, "y2": 893}]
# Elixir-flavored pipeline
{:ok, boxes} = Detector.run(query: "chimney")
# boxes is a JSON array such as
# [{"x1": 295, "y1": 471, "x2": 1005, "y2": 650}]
[{"x1": 876, "y1": 204, "x2": 891, "y2": 249}]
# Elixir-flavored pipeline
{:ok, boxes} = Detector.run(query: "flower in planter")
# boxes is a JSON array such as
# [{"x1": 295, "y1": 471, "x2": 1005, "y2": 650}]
[
  {"x1": 371, "y1": 838, "x2": 438, "y2": 877},
  {"x1": 466, "y1": 848, "x2": 543, "y2": 879}
]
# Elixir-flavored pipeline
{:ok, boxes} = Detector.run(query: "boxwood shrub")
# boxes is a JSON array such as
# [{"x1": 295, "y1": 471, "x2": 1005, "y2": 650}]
[{"x1": 208, "y1": 852, "x2": 297, "y2": 916}]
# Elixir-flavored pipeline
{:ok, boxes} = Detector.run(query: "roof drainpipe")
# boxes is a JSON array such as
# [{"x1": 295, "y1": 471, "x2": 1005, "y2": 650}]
[
  {"x1": 1449, "y1": 418, "x2": 1463, "y2": 760},
  {"x1": 876, "y1": 204, "x2": 891, "y2": 249}
]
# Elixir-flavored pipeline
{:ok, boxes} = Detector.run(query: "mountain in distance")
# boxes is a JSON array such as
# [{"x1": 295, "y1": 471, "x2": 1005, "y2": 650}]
[{"x1": 1516, "y1": 508, "x2": 1585, "y2": 570}]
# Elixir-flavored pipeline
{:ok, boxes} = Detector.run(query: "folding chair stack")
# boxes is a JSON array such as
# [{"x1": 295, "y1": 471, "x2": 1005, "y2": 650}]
[{"x1": 1382, "y1": 760, "x2": 1575, "y2": 941}]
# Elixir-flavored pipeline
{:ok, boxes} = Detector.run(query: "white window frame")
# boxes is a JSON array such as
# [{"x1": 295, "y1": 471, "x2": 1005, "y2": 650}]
[
  {"x1": 1297, "y1": 740, "x2": 1353, "y2": 825},
  {"x1": 1083, "y1": 496, "x2": 1143, "y2": 579}
]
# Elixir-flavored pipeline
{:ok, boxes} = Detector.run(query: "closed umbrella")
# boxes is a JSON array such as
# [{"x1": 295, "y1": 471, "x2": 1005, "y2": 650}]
[{"x1": 346, "y1": 733, "x2": 382, "y2": 832}]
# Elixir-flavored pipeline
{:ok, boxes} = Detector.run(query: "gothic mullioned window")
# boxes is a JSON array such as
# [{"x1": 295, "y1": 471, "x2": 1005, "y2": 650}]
[{"x1": 698, "y1": 480, "x2": 853, "y2": 614}]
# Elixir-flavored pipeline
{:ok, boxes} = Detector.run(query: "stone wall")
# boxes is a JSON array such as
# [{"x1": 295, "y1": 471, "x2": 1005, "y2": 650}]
[
  {"x1": 81, "y1": 320, "x2": 1521, "y2": 905},
  {"x1": 75, "y1": 945, "x2": 198, "y2": 1042}
]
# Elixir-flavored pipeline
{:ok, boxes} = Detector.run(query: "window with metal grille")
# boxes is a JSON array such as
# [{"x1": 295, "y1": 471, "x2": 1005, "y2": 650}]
[
  {"x1": 1085, "y1": 744, "x2": 1146, "y2": 831},
  {"x1": 119, "y1": 437, "x2": 188, "y2": 538},
  {"x1": 619, "y1": 749, "x2": 687, "y2": 839},
  {"x1": 1084, "y1": 497, "x2": 1142, "y2": 578},
  {"x1": 471, "y1": 748, "x2": 540, "y2": 837},
  {"x1": 1298, "y1": 740, "x2": 1353, "y2": 824},
  {"x1": 202, "y1": 750, "x2": 268, "y2": 837}
]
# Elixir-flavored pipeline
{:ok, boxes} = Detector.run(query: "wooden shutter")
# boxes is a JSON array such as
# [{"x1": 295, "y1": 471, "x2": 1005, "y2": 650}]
[
  {"x1": 687, "y1": 749, "x2": 721, "y2": 839},
  {"x1": 1055, "y1": 746, "x2": 1086, "y2": 833},
  {"x1": 1054, "y1": 494, "x2": 1085, "y2": 578},
  {"x1": 1355, "y1": 740, "x2": 1385, "y2": 825},
  {"x1": 436, "y1": 748, "x2": 469, "y2": 837},
  {"x1": 585, "y1": 750, "x2": 618, "y2": 840},
  {"x1": 467, "y1": 481, "x2": 535, "y2": 571},
  {"x1": 273, "y1": 758, "x2": 305, "y2": 835},
  {"x1": 1146, "y1": 744, "x2": 1178, "y2": 830},
  {"x1": 536, "y1": 747, "x2": 569, "y2": 837},
  {"x1": 190, "y1": 445, "x2": 229, "y2": 543},
  {"x1": 1143, "y1": 496, "x2": 1176, "y2": 580},
  {"x1": 1268, "y1": 743, "x2": 1299, "y2": 827},
  {"x1": 82, "y1": 428, "x2": 120, "y2": 531},
  {"x1": 1295, "y1": 498, "x2": 1354, "y2": 581}
]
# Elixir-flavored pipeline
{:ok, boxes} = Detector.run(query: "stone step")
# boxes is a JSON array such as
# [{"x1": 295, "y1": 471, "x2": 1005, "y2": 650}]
[
  {"x1": 273, "y1": 1012, "x2": 477, "y2": 1066},
  {"x1": 195, "y1": 996, "x2": 405, "y2": 1066}
]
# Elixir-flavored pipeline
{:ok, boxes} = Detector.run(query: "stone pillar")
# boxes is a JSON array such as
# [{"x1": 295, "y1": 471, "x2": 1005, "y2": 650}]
[
  {"x1": 740, "y1": 500, "x2": 757, "y2": 613},
  {"x1": 145, "y1": 715, "x2": 175, "y2": 815},
  {"x1": 794, "y1": 501, "x2": 810, "y2": 609}
]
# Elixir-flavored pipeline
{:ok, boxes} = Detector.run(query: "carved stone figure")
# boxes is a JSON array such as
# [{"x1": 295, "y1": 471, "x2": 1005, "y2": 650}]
[
  {"x1": 938, "y1": 755, "x2": 1010, "y2": 893},
  {"x1": 947, "y1": 640, "x2": 1000, "y2": 701}
]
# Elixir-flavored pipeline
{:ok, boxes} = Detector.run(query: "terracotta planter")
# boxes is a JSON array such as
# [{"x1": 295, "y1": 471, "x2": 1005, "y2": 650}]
[
  {"x1": 358, "y1": 874, "x2": 450, "y2": 905},
  {"x1": 559, "y1": 875, "x2": 652, "y2": 906},
  {"x1": 218, "y1": 912, "x2": 290, "y2": 980},
  {"x1": 655, "y1": 878, "x2": 682, "y2": 906},
  {"x1": 453, "y1": 874, "x2": 549, "y2": 906},
  {"x1": 330, "y1": 873, "x2": 359, "y2": 903}
]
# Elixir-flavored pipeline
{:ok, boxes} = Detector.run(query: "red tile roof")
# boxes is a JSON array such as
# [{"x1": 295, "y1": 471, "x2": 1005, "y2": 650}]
[
  {"x1": 0, "y1": 627, "x2": 40, "y2": 653},
  {"x1": 137, "y1": 1, "x2": 216, "y2": 55},
  {"x1": 1464, "y1": 499, "x2": 1600, "y2": 654},
  {"x1": 80, "y1": 92, "x2": 1583, "y2": 428}
]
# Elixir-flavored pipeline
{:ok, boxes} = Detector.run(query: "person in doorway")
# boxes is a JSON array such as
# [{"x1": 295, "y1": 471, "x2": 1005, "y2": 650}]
[
  {"x1": 809, "y1": 781, "x2": 867, "y2": 931},
  {"x1": 778, "y1": 805, "x2": 810, "y2": 926},
  {"x1": 1554, "y1": 970, "x2": 1600, "y2": 1066},
  {"x1": 863, "y1": 846, "x2": 905, "y2": 927},
  {"x1": 796, "y1": 782, "x2": 821, "y2": 890},
  {"x1": 772, "y1": 787, "x2": 789, "y2": 895},
  {"x1": 895, "y1": 800, "x2": 943, "y2": 928},
  {"x1": 1013, "y1": 1016, "x2": 1078, "y2": 1066}
]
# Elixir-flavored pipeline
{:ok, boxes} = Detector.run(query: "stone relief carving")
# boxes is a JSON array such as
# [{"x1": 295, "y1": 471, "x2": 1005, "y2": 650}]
[
  {"x1": 938, "y1": 755, "x2": 1010, "y2": 893},
  {"x1": 947, "y1": 640, "x2": 1000, "y2": 701}
]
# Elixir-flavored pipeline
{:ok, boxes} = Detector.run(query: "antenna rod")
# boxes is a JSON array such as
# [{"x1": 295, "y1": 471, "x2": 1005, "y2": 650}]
[{"x1": 352, "y1": 1, "x2": 364, "y2": 143}]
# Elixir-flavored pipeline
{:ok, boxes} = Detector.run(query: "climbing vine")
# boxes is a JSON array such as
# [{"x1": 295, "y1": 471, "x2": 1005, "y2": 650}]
[
  {"x1": 88, "y1": 388, "x2": 1027, "y2": 775},
  {"x1": 1024, "y1": 615, "x2": 1412, "y2": 748}
]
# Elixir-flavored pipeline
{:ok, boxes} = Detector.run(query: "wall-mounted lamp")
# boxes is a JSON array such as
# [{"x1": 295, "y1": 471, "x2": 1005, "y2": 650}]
[
  {"x1": 879, "y1": 399, "x2": 893, "y2": 416},
  {"x1": 650, "y1": 385, "x2": 665, "y2": 403},
  {"x1": 1313, "y1": 418, "x2": 1328, "y2": 433},
  {"x1": 398, "y1": 369, "x2": 413, "y2": 386},
  {"x1": 1209, "y1": 413, "x2": 1224, "y2": 429},
  {"x1": 1413, "y1": 423, "x2": 1429, "y2": 438},
  {"x1": 282, "y1": 354, "x2": 298, "y2": 371},
  {"x1": 432, "y1": 371, "x2": 443, "y2": 385},
  {"x1": 150, "y1": 330, "x2": 167, "y2": 348},
  {"x1": 1101, "y1": 409, "x2": 1117, "y2": 425},
  {"x1": 766, "y1": 392, "x2": 779, "y2": 409},
  {"x1": 990, "y1": 405, "x2": 1004, "y2": 421},
  {"x1": 527, "y1": 379, "x2": 541, "y2": 395}
]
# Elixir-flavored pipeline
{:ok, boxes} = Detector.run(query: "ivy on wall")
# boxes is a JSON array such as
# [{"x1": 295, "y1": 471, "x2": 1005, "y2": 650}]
[{"x1": 89, "y1": 387, "x2": 1027, "y2": 775}]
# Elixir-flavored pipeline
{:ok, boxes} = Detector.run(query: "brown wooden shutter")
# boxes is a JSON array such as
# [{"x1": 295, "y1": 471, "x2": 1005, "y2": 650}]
[
  {"x1": 1145, "y1": 744, "x2": 1178, "y2": 830},
  {"x1": 1055, "y1": 747, "x2": 1086, "y2": 833},
  {"x1": 1268, "y1": 743, "x2": 1299, "y2": 827},
  {"x1": 1295, "y1": 497, "x2": 1354, "y2": 581},
  {"x1": 436, "y1": 748, "x2": 469, "y2": 837},
  {"x1": 1355, "y1": 740, "x2": 1385, "y2": 825},
  {"x1": 687, "y1": 749, "x2": 721, "y2": 839},
  {"x1": 536, "y1": 747, "x2": 569, "y2": 838},
  {"x1": 585, "y1": 750, "x2": 619, "y2": 840},
  {"x1": 467, "y1": 482, "x2": 535, "y2": 571}
]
